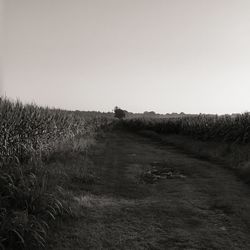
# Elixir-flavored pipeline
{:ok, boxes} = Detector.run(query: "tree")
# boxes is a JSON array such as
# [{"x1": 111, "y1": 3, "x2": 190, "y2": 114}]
[{"x1": 114, "y1": 106, "x2": 126, "y2": 119}]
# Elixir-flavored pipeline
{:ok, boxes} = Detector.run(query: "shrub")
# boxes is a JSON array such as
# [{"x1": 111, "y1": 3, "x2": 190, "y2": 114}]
[{"x1": 114, "y1": 107, "x2": 126, "y2": 120}]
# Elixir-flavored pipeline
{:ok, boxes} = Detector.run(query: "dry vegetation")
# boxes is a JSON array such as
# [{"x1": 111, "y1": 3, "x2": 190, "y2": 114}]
[{"x1": 0, "y1": 97, "x2": 113, "y2": 250}]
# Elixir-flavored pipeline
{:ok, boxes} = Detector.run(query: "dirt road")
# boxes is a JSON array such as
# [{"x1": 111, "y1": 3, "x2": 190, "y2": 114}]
[{"x1": 49, "y1": 131, "x2": 250, "y2": 249}]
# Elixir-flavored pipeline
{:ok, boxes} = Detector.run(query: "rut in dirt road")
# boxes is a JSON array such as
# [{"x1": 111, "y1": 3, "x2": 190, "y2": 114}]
[{"x1": 49, "y1": 131, "x2": 250, "y2": 250}]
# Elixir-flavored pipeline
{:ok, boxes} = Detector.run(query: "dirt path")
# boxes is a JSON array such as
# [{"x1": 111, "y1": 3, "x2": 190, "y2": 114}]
[{"x1": 49, "y1": 131, "x2": 250, "y2": 250}]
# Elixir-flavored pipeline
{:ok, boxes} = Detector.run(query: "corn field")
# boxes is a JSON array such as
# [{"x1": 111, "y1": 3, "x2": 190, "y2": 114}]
[
  {"x1": 122, "y1": 113, "x2": 250, "y2": 144},
  {"x1": 0, "y1": 98, "x2": 115, "y2": 166},
  {"x1": 0, "y1": 97, "x2": 113, "y2": 249}
]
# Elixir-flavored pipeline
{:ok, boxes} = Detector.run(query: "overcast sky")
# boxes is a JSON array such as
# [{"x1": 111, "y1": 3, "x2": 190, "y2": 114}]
[{"x1": 2, "y1": 0, "x2": 250, "y2": 114}]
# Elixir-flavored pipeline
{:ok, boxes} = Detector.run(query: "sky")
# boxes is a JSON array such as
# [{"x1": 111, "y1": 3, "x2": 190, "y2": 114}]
[
  {"x1": 2, "y1": 0, "x2": 250, "y2": 114},
  {"x1": 0, "y1": 0, "x2": 3, "y2": 94}
]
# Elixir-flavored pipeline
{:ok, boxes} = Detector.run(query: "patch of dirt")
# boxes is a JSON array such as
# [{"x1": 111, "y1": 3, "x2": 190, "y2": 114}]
[{"x1": 140, "y1": 162, "x2": 186, "y2": 184}]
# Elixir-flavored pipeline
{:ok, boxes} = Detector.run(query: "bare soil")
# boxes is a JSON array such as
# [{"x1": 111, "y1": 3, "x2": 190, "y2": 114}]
[{"x1": 49, "y1": 131, "x2": 250, "y2": 250}]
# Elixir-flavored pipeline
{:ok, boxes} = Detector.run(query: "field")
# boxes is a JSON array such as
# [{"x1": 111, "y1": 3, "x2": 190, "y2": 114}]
[
  {"x1": 2, "y1": 99, "x2": 250, "y2": 249},
  {"x1": 0, "y1": 97, "x2": 113, "y2": 249},
  {"x1": 121, "y1": 115, "x2": 250, "y2": 181}
]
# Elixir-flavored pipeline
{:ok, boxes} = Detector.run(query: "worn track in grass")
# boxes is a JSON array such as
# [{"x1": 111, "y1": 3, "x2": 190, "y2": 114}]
[{"x1": 49, "y1": 130, "x2": 250, "y2": 249}]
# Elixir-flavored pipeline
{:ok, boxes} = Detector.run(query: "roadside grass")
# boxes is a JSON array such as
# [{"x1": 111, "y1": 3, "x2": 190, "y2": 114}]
[
  {"x1": 0, "y1": 135, "x2": 99, "y2": 250},
  {"x1": 0, "y1": 162, "x2": 64, "y2": 250}
]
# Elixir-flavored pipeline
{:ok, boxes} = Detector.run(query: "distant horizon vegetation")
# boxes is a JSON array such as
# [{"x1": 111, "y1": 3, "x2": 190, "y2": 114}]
[{"x1": 0, "y1": 94, "x2": 246, "y2": 118}]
